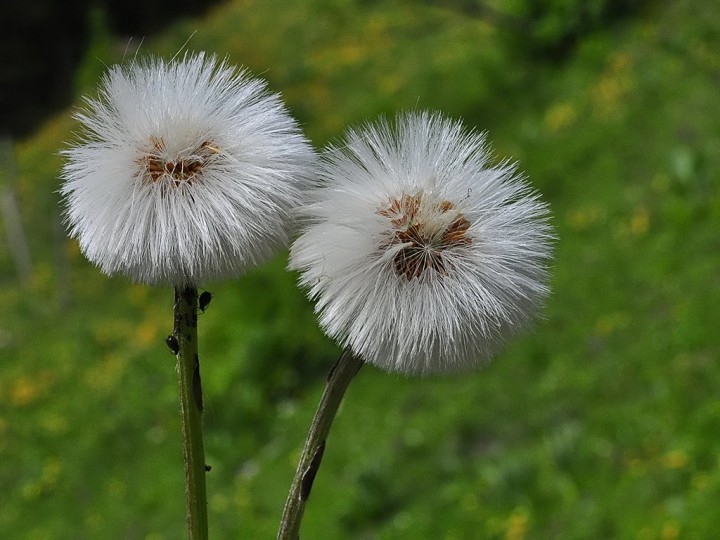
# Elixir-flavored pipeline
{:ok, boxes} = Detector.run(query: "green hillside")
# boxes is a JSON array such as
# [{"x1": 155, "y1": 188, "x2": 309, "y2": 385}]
[{"x1": 2, "y1": 0, "x2": 719, "y2": 538}]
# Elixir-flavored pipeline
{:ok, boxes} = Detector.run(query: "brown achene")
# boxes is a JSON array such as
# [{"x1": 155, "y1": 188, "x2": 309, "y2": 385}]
[
  {"x1": 379, "y1": 192, "x2": 471, "y2": 280},
  {"x1": 138, "y1": 136, "x2": 220, "y2": 186}
]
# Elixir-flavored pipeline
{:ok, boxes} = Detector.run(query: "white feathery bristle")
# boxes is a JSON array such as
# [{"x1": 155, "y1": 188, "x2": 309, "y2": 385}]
[
  {"x1": 61, "y1": 52, "x2": 316, "y2": 285},
  {"x1": 289, "y1": 111, "x2": 554, "y2": 376}
]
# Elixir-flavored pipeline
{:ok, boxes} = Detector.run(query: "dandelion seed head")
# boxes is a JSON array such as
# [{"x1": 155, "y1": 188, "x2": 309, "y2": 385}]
[
  {"x1": 60, "y1": 52, "x2": 316, "y2": 285},
  {"x1": 290, "y1": 112, "x2": 554, "y2": 375}
]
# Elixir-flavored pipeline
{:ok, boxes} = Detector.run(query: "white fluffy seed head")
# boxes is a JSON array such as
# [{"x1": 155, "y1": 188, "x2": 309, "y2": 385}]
[
  {"x1": 289, "y1": 111, "x2": 554, "y2": 376},
  {"x1": 60, "y1": 52, "x2": 316, "y2": 286}
]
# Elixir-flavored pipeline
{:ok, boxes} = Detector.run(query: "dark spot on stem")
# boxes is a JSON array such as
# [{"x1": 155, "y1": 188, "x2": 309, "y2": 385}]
[
  {"x1": 301, "y1": 440, "x2": 326, "y2": 501},
  {"x1": 326, "y1": 356, "x2": 341, "y2": 382},
  {"x1": 205, "y1": 464, "x2": 212, "y2": 472},
  {"x1": 193, "y1": 354, "x2": 203, "y2": 414}
]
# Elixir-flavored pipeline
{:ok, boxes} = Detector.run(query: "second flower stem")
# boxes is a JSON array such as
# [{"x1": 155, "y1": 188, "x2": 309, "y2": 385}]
[
  {"x1": 174, "y1": 285, "x2": 209, "y2": 540},
  {"x1": 277, "y1": 348, "x2": 364, "y2": 540}
]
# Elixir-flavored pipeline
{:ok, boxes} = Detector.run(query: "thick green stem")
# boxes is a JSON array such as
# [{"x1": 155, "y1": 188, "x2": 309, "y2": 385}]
[
  {"x1": 173, "y1": 286, "x2": 209, "y2": 540},
  {"x1": 277, "y1": 349, "x2": 364, "y2": 540}
]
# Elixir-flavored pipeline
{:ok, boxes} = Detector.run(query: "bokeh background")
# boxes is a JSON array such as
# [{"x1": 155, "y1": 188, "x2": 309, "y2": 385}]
[{"x1": 2, "y1": 0, "x2": 719, "y2": 538}]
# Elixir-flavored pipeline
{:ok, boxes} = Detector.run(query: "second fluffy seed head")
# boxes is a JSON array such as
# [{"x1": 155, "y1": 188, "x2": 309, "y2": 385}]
[{"x1": 290, "y1": 112, "x2": 554, "y2": 375}]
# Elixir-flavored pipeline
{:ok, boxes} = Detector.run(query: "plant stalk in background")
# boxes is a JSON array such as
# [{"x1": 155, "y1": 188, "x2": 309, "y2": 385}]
[
  {"x1": 277, "y1": 349, "x2": 364, "y2": 540},
  {"x1": 173, "y1": 286, "x2": 208, "y2": 540}
]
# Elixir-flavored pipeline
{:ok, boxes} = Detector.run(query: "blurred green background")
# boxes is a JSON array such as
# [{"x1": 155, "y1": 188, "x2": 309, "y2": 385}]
[{"x1": 1, "y1": 0, "x2": 719, "y2": 538}]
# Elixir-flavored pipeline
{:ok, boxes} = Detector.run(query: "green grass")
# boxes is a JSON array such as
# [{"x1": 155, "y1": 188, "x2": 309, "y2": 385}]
[{"x1": 2, "y1": 0, "x2": 720, "y2": 538}]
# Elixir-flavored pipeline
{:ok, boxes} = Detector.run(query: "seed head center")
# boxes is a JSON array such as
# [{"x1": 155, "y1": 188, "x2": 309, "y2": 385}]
[
  {"x1": 379, "y1": 192, "x2": 471, "y2": 280},
  {"x1": 138, "y1": 136, "x2": 220, "y2": 186}
]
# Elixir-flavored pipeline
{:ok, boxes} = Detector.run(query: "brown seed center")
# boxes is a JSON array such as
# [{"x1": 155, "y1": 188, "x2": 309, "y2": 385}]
[
  {"x1": 379, "y1": 192, "x2": 471, "y2": 280},
  {"x1": 138, "y1": 136, "x2": 220, "y2": 186}
]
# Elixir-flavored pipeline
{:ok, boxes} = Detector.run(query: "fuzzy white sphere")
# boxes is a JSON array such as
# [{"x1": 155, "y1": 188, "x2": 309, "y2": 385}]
[
  {"x1": 289, "y1": 112, "x2": 554, "y2": 375},
  {"x1": 61, "y1": 52, "x2": 316, "y2": 285}
]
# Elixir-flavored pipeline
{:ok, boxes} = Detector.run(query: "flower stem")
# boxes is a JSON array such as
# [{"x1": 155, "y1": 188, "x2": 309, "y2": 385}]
[
  {"x1": 277, "y1": 349, "x2": 364, "y2": 540},
  {"x1": 173, "y1": 285, "x2": 209, "y2": 540}
]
